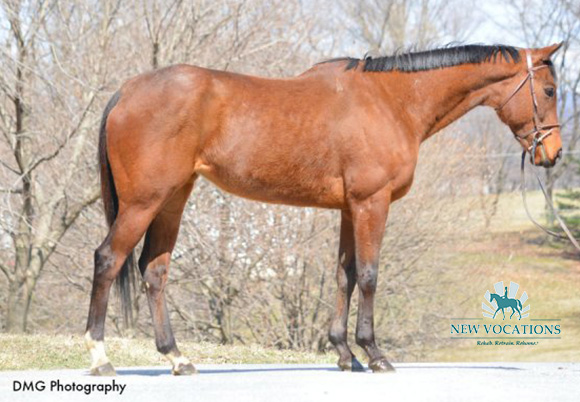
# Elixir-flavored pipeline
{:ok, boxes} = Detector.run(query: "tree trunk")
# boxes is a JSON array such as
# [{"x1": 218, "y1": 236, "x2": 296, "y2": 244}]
[
  {"x1": 6, "y1": 278, "x2": 34, "y2": 333},
  {"x1": 5, "y1": 245, "x2": 45, "y2": 333}
]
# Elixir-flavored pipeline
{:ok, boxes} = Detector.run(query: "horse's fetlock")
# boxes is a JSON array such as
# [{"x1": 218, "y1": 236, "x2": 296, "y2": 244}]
[{"x1": 157, "y1": 338, "x2": 177, "y2": 355}]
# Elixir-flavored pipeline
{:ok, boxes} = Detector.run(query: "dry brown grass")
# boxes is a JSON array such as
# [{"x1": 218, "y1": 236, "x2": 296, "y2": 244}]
[{"x1": 0, "y1": 334, "x2": 334, "y2": 371}]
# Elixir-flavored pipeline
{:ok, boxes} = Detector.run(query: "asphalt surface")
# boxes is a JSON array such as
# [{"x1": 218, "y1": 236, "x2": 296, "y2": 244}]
[{"x1": 1, "y1": 363, "x2": 579, "y2": 402}]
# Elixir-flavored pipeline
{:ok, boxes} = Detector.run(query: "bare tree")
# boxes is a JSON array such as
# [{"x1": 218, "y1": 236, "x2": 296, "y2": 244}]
[
  {"x1": 337, "y1": 0, "x2": 480, "y2": 56},
  {"x1": 0, "y1": 0, "x2": 122, "y2": 332}
]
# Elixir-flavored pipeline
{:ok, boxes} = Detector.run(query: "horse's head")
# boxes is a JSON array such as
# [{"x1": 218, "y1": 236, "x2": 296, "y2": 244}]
[{"x1": 493, "y1": 43, "x2": 563, "y2": 168}]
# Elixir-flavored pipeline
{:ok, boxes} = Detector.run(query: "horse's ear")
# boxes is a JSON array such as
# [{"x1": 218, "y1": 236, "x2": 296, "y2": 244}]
[{"x1": 534, "y1": 42, "x2": 564, "y2": 61}]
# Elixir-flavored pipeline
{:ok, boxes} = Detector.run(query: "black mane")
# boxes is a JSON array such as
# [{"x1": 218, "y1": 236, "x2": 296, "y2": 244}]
[{"x1": 321, "y1": 45, "x2": 521, "y2": 73}]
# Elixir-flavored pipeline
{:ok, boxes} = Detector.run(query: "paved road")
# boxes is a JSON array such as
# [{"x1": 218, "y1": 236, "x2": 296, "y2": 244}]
[{"x1": 1, "y1": 363, "x2": 579, "y2": 402}]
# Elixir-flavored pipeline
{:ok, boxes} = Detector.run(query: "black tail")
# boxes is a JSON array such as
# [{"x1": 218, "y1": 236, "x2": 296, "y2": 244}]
[{"x1": 98, "y1": 91, "x2": 136, "y2": 328}]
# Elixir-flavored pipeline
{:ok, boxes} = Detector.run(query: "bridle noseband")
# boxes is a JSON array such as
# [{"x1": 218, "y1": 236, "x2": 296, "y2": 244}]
[{"x1": 495, "y1": 50, "x2": 560, "y2": 165}]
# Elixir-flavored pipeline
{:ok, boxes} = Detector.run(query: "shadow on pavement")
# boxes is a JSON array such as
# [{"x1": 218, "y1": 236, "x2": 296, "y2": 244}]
[
  {"x1": 200, "y1": 367, "x2": 340, "y2": 375},
  {"x1": 115, "y1": 369, "x2": 169, "y2": 376},
  {"x1": 115, "y1": 367, "x2": 342, "y2": 376},
  {"x1": 114, "y1": 364, "x2": 524, "y2": 377}
]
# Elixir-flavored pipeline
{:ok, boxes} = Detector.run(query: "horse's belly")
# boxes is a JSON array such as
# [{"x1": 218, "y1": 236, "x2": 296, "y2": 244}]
[{"x1": 195, "y1": 162, "x2": 345, "y2": 209}]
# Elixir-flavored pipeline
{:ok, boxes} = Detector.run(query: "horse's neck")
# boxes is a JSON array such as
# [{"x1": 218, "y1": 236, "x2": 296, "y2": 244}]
[{"x1": 371, "y1": 62, "x2": 520, "y2": 141}]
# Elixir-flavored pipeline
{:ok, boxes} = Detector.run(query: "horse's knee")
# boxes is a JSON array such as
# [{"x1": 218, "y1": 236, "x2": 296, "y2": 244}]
[
  {"x1": 357, "y1": 266, "x2": 377, "y2": 295},
  {"x1": 329, "y1": 322, "x2": 347, "y2": 346}
]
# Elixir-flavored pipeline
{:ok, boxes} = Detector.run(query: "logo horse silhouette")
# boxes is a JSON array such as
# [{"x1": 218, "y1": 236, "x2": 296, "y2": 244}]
[{"x1": 489, "y1": 293, "x2": 523, "y2": 320}]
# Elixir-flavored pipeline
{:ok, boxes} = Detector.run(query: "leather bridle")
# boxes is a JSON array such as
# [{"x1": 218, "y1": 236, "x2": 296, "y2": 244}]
[
  {"x1": 497, "y1": 50, "x2": 580, "y2": 253},
  {"x1": 495, "y1": 49, "x2": 560, "y2": 166}
]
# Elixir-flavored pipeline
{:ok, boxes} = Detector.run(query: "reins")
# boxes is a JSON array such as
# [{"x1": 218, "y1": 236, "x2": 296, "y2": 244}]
[
  {"x1": 520, "y1": 151, "x2": 580, "y2": 253},
  {"x1": 497, "y1": 49, "x2": 580, "y2": 253}
]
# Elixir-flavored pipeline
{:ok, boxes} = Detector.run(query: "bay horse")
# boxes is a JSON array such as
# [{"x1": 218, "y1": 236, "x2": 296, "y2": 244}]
[{"x1": 85, "y1": 43, "x2": 563, "y2": 375}]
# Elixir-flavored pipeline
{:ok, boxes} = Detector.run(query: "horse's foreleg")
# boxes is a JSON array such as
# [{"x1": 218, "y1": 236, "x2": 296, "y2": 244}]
[
  {"x1": 502, "y1": 309, "x2": 506, "y2": 320},
  {"x1": 329, "y1": 212, "x2": 363, "y2": 372},
  {"x1": 138, "y1": 182, "x2": 195, "y2": 375},
  {"x1": 350, "y1": 189, "x2": 394, "y2": 373},
  {"x1": 85, "y1": 206, "x2": 159, "y2": 376}
]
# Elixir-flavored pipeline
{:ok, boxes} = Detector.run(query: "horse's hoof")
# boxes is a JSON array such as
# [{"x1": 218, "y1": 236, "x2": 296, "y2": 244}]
[
  {"x1": 90, "y1": 362, "x2": 116, "y2": 376},
  {"x1": 338, "y1": 356, "x2": 365, "y2": 372},
  {"x1": 172, "y1": 362, "x2": 197, "y2": 376},
  {"x1": 369, "y1": 358, "x2": 395, "y2": 373}
]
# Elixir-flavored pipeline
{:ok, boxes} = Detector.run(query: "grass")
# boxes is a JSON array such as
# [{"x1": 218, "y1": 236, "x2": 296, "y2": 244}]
[
  {"x1": 0, "y1": 334, "x2": 335, "y2": 371},
  {"x1": 426, "y1": 247, "x2": 580, "y2": 362},
  {"x1": 421, "y1": 190, "x2": 580, "y2": 362}
]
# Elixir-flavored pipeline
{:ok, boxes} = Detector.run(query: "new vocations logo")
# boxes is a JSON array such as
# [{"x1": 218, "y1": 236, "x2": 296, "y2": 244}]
[
  {"x1": 450, "y1": 281, "x2": 561, "y2": 346},
  {"x1": 482, "y1": 281, "x2": 529, "y2": 320}
]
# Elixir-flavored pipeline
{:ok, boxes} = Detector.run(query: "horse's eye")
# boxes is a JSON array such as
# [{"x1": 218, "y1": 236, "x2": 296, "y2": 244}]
[{"x1": 544, "y1": 87, "x2": 555, "y2": 98}]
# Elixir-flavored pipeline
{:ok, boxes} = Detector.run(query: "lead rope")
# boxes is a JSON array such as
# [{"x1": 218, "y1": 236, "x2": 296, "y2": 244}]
[{"x1": 520, "y1": 151, "x2": 580, "y2": 253}]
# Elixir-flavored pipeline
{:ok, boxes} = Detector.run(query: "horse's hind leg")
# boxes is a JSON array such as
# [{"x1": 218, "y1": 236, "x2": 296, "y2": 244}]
[
  {"x1": 515, "y1": 306, "x2": 522, "y2": 320},
  {"x1": 329, "y1": 212, "x2": 363, "y2": 372},
  {"x1": 85, "y1": 206, "x2": 160, "y2": 376},
  {"x1": 138, "y1": 181, "x2": 195, "y2": 375}
]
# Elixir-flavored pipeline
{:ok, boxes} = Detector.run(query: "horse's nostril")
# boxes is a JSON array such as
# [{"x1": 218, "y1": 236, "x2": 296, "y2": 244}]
[{"x1": 556, "y1": 148, "x2": 563, "y2": 160}]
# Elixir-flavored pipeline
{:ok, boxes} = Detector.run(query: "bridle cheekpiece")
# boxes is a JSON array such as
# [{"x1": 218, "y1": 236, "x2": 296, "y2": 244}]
[{"x1": 495, "y1": 49, "x2": 560, "y2": 165}]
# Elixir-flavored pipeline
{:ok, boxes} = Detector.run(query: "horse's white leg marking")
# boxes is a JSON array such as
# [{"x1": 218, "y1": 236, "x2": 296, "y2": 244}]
[
  {"x1": 164, "y1": 351, "x2": 194, "y2": 373},
  {"x1": 84, "y1": 331, "x2": 110, "y2": 369}
]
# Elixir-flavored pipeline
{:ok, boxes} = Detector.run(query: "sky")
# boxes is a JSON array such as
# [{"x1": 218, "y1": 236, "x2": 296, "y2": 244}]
[{"x1": 470, "y1": 2, "x2": 524, "y2": 45}]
